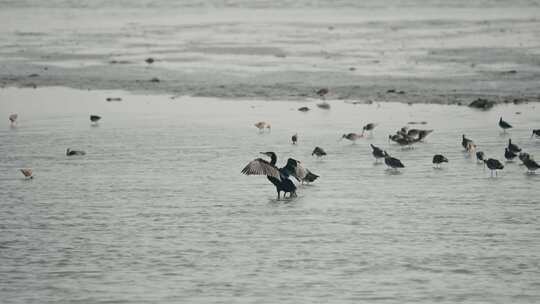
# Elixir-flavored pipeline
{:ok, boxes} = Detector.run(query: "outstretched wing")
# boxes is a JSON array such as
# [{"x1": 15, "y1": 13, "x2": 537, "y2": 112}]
[{"x1": 241, "y1": 158, "x2": 281, "y2": 180}]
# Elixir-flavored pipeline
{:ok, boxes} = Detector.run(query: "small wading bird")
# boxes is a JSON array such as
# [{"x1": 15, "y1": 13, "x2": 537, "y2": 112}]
[
  {"x1": 9, "y1": 114, "x2": 18, "y2": 126},
  {"x1": 532, "y1": 129, "x2": 540, "y2": 138},
  {"x1": 312, "y1": 146, "x2": 327, "y2": 158},
  {"x1": 341, "y1": 133, "x2": 363, "y2": 143},
  {"x1": 90, "y1": 115, "x2": 101, "y2": 124},
  {"x1": 254, "y1": 121, "x2": 271, "y2": 132},
  {"x1": 504, "y1": 148, "x2": 517, "y2": 161},
  {"x1": 461, "y1": 134, "x2": 476, "y2": 152},
  {"x1": 388, "y1": 127, "x2": 430, "y2": 149},
  {"x1": 362, "y1": 123, "x2": 377, "y2": 136},
  {"x1": 291, "y1": 133, "x2": 298, "y2": 145},
  {"x1": 20, "y1": 169, "x2": 33, "y2": 179},
  {"x1": 66, "y1": 148, "x2": 86, "y2": 156},
  {"x1": 384, "y1": 152, "x2": 405, "y2": 171},
  {"x1": 499, "y1": 117, "x2": 512, "y2": 133},
  {"x1": 476, "y1": 151, "x2": 485, "y2": 163},
  {"x1": 507, "y1": 139, "x2": 521, "y2": 154},
  {"x1": 432, "y1": 154, "x2": 448, "y2": 168},
  {"x1": 522, "y1": 157, "x2": 540, "y2": 173},
  {"x1": 484, "y1": 158, "x2": 504, "y2": 177},
  {"x1": 241, "y1": 152, "x2": 298, "y2": 200},
  {"x1": 370, "y1": 144, "x2": 386, "y2": 163},
  {"x1": 298, "y1": 107, "x2": 310, "y2": 112}
]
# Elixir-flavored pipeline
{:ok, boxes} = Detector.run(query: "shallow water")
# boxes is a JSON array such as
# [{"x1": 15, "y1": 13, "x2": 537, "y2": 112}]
[{"x1": 1, "y1": 87, "x2": 540, "y2": 303}]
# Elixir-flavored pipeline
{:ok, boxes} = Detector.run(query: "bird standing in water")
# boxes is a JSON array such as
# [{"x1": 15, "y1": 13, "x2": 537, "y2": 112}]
[
  {"x1": 532, "y1": 129, "x2": 540, "y2": 138},
  {"x1": 499, "y1": 117, "x2": 512, "y2": 133},
  {"x1": 341, "y1": 133, "x2": 363, "y2": 143},
  {"x1": 484, "y1": 158, "x2": 504, "y2": 177},
  {"x1": 461, "y1": 134, "x2": 476, "y2": 152},
  {"x1": 507, "y1": 139, "x2": 521, "y2": 154},
  {"x1": 291, "y1": 134, "x2": 298, "y2": 145},
  {"x1": 432, "y1": 154, "x2": 448, "y2": 168},
  {"x1": 476, "y1": 151, "x2": 485, "y2": 163},
  {"x1": 316, "y1": 88, "x2": 329, "y2": 99},
  {"x1": 9, "y1": 114, "x2": 18, "y2": 126},
  {"x1": 312, "y1": 147, "x2": 327, "y2": 158},
  {"x1": 384, "y1": 152, "x2": 405, "y2": 171},
  {"x1": 504, "y1": 148, "x2": 517, "y2": 161},
  {"x1": 254, "y1": 121, "x2": 271, "y2": 132},
  {"x1": 362, "y1": 123, "x2": 377, "y2": 136},
  {"x1": 20, "y1": 169, "x2": 33, "y2": 179},
  {"x1": 241, "y1": 152, "x2": 298, "y2": 200},
  {"x1": 522, "y1": 157, "x2": 540, "y2": 173},
  {"x1": 370, "y1": 144, "x2": 386, "y2": 163}
]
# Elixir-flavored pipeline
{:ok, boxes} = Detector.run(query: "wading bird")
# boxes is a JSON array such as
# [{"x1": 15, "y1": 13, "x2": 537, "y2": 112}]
[
  {"x1": 507, "y1": 139, "x2": 521, "y2": 153},
  {"x1": 341, "y1": 133, "x2": 363, "y2": 143},
  {"x1": 291, "y1": 133, "x2": 298, "y2": 145},
  {"x1": 504, "y1": 148, "x2": 517, "y2": 161},
  {"x1": 384, "y1": 152, "x2": 405, "y2": 171},
  {"x1": 20, "y1": 169, "x2": 33, "y2": 179},
  {"x1": 519, "y1": 152, "x2": 530, "y2": 163},
  {"x1": 484, "y1": 158, "x2": 504, "y2": 177},
  {"x1": 288, "y1": 159, "x2": 319, "y2": 184},
  {"x1": 90, "y1": 115, "x2": 101, "y2": 124},
  {"x1": 66, "y1": 148, "x2": 86, "y2": 156},
  {"x1": 476, "y1": 151, "x2": 485, "y2": 163},
  {"x1": 254, "y1": 121, "x2": 271, "y2": 132},
  {"x1": 522, "y1": 157, "x2": 540, "y2": 173},
  {"x1": 312, "y1": 146, "x2": 327, "y2": 158},
  {"x1": 241, "y1": 152, "x2": 298, "y2": 200},
  {"x1": 9, "y1": 114, "x2": 18, "y2": 126},
  {"x1": 362, "y1": 123, "x2": 377, "y2": 135},
  {"x1": 298, "y1": 107, "x2": 310, "y2": 112},
  {"x1": 432, "y1": 154, "x2": 448, "y2": 168},
  {"x1": 370, "y1": 144, "x2": 386, "y2": 163},
  {"x1": 499, "y1": 117, "x2": 512, "y2": 132}
]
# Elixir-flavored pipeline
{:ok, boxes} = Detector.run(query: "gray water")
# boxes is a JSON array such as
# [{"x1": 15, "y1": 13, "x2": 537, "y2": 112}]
[{"x1": 1, "y1": 87, "x2": 540, "y2": 303}]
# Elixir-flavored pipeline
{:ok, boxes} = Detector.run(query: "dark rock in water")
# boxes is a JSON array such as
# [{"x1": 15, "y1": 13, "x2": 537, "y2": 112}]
[
  {"x1": 145, "y1": 57, "x2": 155, "y2": 64},
  {"x1": 150, "y1": 77, "x2": 160, "y2": 83},
  {"x1": 387, "y1": 89, "x2": 396, "y2": 93},
  {"x1": 469, "y1": 98, "x2": 495, "y2": 109},
  {"x1": 349, "y1": 67, "x2": 356, "y2": 71},
  {"x1": 28, "y1": 73, "x2": 39, "y2": 78},
  {"x1": 106, "y1": 97, "x2": 122, "y2": 102},
  {"x1": 298, "y1": 106, "x2": 310, "y2": 112},
  {"x1": 502, "y1": 70, "x2": 517, "y2": 74}
]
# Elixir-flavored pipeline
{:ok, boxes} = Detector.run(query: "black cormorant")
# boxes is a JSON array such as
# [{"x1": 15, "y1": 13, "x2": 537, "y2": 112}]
[{"x1": 241, "y1": 152, "x2": 298, "y2": 200}]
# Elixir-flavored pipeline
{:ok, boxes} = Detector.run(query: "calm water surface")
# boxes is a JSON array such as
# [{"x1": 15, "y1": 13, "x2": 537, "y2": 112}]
[{"x1": 1, "y1": 87, "x2": 540, "y2": 303}]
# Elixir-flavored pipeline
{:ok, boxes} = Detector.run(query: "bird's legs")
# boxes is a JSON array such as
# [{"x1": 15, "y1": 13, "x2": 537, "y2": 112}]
[{"x1": 276, "y1": 191, "x2": 281, "y2": 200}]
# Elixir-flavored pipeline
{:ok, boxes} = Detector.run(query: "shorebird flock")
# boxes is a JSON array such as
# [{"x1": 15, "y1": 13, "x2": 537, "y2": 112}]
[
  {"x1": 243, "y1": 103, "x2": 540, "y2": 199},
  {"x1": 7, "y1": 97, "x2": 540, "y2": 200}
]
